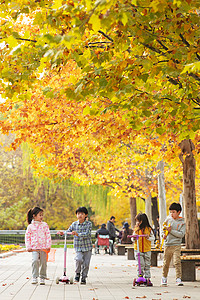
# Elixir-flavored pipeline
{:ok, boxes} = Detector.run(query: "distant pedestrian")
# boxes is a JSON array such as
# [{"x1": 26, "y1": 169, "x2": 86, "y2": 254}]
[
  {"x1": 25, "y1": 206, "x2": 51, "y2": 285},
  {"x1": 107, "y1": 216, "x2": 119, "y2": 254},
  {"x1": 121, "y1": 222, "x2": 133, "y2": 244},
  {"x1": 161, "y1": 202, "x2": 186, "y2": 286},
  {"x1": 132, "y1": 213, "x2": 154, "y2": 286}
]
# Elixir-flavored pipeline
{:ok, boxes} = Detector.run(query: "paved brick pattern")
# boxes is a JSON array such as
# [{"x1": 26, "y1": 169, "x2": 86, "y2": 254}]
[{"x1": 0, "y1": 248, "x2": 199, "y2": 300}]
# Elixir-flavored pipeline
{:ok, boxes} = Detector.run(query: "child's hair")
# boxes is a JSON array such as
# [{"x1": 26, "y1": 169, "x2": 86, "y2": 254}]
[
  {"x1": 75, "y1": 206, "x2": 88, "y2": 215},
  {"x1": 135, "y1": 213, "x2": 153, "y2": 232},
  {"x1": 169, "y1": 202, "x2": 182, "y2": 212},
  {"x1": 27, "y1": 206, "x2": 43, "y2": 224}
]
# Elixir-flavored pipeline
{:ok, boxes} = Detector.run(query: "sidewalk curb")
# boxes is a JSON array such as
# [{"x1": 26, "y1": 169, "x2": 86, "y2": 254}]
[{"x1": 0, "y1": 251, "x2": 16, "y2": 258}]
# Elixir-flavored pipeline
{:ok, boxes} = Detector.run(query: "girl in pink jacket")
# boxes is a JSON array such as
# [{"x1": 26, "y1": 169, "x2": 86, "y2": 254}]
[{"x1": 25, "y1": 206, "x2": 51, "y2": 285}]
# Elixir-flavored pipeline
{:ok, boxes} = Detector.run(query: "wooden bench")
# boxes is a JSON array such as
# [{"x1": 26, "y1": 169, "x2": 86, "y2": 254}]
[
  {"x1": 151, "y1": 248, "x2": 200, "y2": 267},
  {"x1": 125, "y1": 246, "x2": 135, "y2": 260},
  {"x1": 116, "y1": 244, "x2": 133, "y2": 255},
  {"x1": 151, "y1": 248, "x2": 163, "y2": 266},
  {"x1": 124, "y1": 246, "x2": 162, "y2": 262},
  {"x1": 181, "y1": 255, "x2": 200, "y2": 281}
]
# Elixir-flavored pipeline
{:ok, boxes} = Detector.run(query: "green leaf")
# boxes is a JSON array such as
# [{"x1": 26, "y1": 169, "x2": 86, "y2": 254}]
[{"x1": 156, "y1": 127, "x2": 165, "y2": 134}]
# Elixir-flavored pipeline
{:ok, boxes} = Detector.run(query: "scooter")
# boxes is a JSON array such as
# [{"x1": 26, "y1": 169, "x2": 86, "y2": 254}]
[
  {"x1": 56, "y1": 231, "x2": 73, "y2": 284},
  {"x1": 128, "y1": 234, "x2": 151, "y2": 287}
]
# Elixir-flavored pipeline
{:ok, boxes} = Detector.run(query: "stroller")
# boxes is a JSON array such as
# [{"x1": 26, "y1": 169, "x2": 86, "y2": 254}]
[{"x1": 95, "y1": 234, "x2": 110, "y2": 254}]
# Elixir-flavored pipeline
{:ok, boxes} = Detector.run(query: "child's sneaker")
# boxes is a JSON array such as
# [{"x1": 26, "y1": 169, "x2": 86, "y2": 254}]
[
  {"x1": 161, "y1": 277, "x2": 167, "y2": 286},
  {"x1": 32, "y1": 277, "x2": 38, "y2": 284},
  {"x1": 146, "y1": 278, "x2": 153, "y2": 286},
  {"x1": 176, "y1": 278, "x2": 183, "y2": 286},
  {"x1": 40, "y1": 278, "x2": 45, "y2": 285},
  {"x1": 80, "y1": 278, "x2": 86, "y2": 285},
  {"x1": 74, "y1": 273, "x2": 80, "y2": 283}
]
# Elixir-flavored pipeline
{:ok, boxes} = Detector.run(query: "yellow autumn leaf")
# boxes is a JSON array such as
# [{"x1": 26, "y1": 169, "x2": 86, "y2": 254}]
[{"x1": 89, "y1": 14, "x2": 101, "y2": 32}]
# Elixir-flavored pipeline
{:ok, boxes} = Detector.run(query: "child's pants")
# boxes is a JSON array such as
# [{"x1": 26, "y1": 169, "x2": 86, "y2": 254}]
[
  {"x1": 75, "y1": 250, "x2": 92, "y2": 279},
  {"x1": 136, "y1": 251, "x2": 151, "y2": 278},
  {"x1": 162, "y1": 245, "x2": 181, "y2": 279},
  {"x1": 32, "y1": 251, "x2": 47, "y2": 279}
]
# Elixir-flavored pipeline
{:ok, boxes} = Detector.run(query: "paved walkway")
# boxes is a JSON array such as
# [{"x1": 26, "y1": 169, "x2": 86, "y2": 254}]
[{"x1": 0, "y1": 248, "x2": 200, "y2": 300}]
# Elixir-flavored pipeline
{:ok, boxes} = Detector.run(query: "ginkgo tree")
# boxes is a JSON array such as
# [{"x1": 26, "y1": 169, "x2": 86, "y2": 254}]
[{"x1": 0, "y1": 0, "x2": 200, "y2": 247}]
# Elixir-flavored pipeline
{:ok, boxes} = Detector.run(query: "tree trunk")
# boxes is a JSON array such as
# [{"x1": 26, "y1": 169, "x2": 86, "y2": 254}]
[
  {"x1": 130, "y1": 197, "x2": 137, "y2": 228},
  {"x1": 145, "y1": 194, "x2": 152, "y2": 226},
  {"x1": 152, "y1": 197, "x2": 159, "y2": 229},
  {"x1": 179, "y1": 139, "x2": 200, "y2": 249},
  {"x1": 157, "y1": 160, "x2": 167, "y2": 232}
]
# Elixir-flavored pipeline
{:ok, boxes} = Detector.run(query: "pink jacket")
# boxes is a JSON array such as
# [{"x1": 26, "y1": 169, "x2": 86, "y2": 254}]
[{"x1": 25, "y1": 220, "x2": 51, "y2": 250}]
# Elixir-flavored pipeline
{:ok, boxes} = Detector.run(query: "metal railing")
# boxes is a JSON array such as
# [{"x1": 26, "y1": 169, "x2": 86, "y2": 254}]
[{"x1": 0, "y1": 230, "x2": 97, "y2": 246}]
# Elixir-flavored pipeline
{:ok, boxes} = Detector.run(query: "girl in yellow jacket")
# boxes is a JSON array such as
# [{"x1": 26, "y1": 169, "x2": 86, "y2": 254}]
[{"x1": 133, "y1": 213, "x2": 154, "y2": 286}]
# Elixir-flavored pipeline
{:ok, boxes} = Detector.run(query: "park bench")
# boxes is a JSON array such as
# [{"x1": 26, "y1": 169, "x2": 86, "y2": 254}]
[
  {"x1": 125, "y1": 246, "x2": 161, "y2": 262},
  {"x1": 151, "y1": 248, "x2": 200, "y2": 266},
  {"x1": 181, "y1": 255, "x2": 200, "y2": 281},
  {"x1": 151, "y1": 248, "x2": 164, "y2": 266},
  {"x1": 125, "y1": 246, "x2": 135, "y2": 260},
  {"x1": 124, "y1": 246, "x2": 200, "y2": 268},
  {"x1": 116, "y1": 244, "x2": 134, "y2": 255}
]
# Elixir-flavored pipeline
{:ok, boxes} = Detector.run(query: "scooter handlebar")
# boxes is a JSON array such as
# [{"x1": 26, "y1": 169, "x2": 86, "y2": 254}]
[
  {"x1": 127, "y1": 234, "x2": 148, "y2": 239},
  {"x1": 57, "y1": 231, "x2": 73, "y2": 235}
]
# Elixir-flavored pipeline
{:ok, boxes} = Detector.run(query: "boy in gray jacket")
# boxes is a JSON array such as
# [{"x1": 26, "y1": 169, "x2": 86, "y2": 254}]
[{"x1": 161, "y1": 202, "x2": 186, "y2": 286}]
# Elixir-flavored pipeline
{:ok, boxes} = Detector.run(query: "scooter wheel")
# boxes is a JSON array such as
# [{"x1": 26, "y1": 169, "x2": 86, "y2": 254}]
[
  {"x1": 70, "y1": 277, "x2": 73, "y2": 284},
  {"x1": 56, "y1": 277, "x2": 60, "y2": 284},
  {"x1": 133, "y1": 278, "x2": 136, "y2": 286}
]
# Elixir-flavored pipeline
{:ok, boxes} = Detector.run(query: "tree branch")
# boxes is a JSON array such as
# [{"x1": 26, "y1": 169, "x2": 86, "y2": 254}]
[
  {"x1": 166, "y1": 76, "x2": 182, "y2": 88},
  {"x1": 98, "y1": 30, "x2": 114, "y2": 42},
  {"x1": 0, "y1": 37, "x2": 36, "y2": 43},
  {"x1": 189, "y1": 73, "x2": 200, "y2": 84},
  {"x1": 179, "y1": 33, "x2": 190, "y2": 47},
  {"x1": 157, "y1": 39, "x2": 168, "y2": 50}
]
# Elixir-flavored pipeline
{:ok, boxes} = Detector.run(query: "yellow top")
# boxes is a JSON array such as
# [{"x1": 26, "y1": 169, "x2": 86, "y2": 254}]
[{"x1": 134, "y1": 227, "x2": 152, "y2": 253}]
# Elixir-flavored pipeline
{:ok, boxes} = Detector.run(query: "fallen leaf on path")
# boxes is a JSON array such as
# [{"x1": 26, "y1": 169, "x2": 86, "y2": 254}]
[
  {"x1": 136, "y1": 296, "x2": 146, "y2": 299},
  {"x1": 2, "y1": 284, "x2": 7, "y2": 286},
  {"x1": 183, "y1": 296, "x2": 191, "y2": 299},
  {"x1": 163, "y1": 291, "x2": 169, "y2": 293},
  {"x1": 124, "y1": 297, "x2": 129, "y2": 299},
  {"x1": 155, "y1": 293, "x2": 162, "y2": 295},
  {"x1": 26, "y1": 277, "x2": 29, "y2": 279}
]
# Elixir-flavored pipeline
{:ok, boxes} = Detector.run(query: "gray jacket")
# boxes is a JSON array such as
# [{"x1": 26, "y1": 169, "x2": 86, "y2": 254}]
[
  {"x1": 161, "y1": 215, "x2": 186, "y2": 247},
  {"x1": 107, "y1": 221, "x2": 117, "y2": 238}
]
